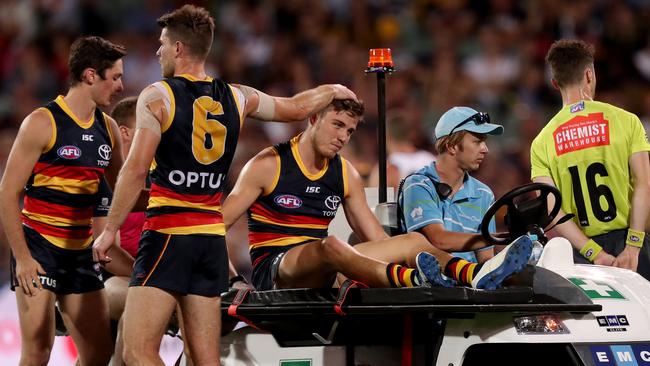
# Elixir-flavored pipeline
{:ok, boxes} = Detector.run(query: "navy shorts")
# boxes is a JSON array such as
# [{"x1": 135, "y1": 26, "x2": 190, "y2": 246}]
[
  {"x1": 250, "y1": 248, "x2": 288, "y2": 291},
  {"x1": 10, "y1": 225, "x2": 104, "y2": 294},
  {"x1": 130, "y1": 230, "x2": 229, "y2": 296},
  {"x1": 573, "y1": 229, "x2": 650, "y2": 281}
]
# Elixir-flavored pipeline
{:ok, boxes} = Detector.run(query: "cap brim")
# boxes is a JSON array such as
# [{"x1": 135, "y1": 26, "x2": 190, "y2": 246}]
[{"x1": 465, "y1": 122, "x2": 504, "y2": 136}]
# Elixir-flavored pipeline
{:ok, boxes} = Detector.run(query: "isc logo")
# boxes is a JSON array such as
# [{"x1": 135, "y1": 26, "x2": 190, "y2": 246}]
[
  {"x1": 274, "y1": 194, "x2": 303, "y2": 209},
  {"x1": 57, "y1": 145, "x2": 81, "y2": 159}
]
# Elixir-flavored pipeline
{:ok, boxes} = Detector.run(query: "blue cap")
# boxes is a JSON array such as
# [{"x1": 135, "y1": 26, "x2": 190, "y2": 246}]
[{"x1": 434, "y1": 106, "x2": 504, "y2": 139}]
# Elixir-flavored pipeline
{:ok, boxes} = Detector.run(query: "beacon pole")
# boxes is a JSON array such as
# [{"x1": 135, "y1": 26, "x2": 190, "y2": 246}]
[{"x1": 365, "y1": 48, "x2": 394, "y2": 204}]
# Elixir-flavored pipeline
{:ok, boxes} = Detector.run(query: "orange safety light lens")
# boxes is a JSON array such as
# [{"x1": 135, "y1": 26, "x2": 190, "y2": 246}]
[{"x1": 368, "y1": 48, "x2": 394, "y2": 68}]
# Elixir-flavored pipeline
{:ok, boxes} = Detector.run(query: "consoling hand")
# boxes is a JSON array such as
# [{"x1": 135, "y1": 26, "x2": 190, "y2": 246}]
[{"x1": 329, "y1": 84, "x2": 358, "y2": 102}]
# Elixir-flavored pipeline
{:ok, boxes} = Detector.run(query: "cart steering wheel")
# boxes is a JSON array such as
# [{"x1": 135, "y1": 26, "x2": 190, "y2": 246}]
[{"x1": 480, "y1": 183, "x2": 562, "y2": 245}]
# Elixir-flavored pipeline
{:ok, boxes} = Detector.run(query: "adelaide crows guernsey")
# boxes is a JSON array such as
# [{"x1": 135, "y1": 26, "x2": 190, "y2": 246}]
[
  {"x1": 531, "y1": 100, "x2": 650, "y2": 237},
  {"x1": 22, "y1": 95, "x2": 115, "y2": 249},
  {"x1": 248, "y1": 135, "x2": 349, "y2": 253},
  {"x1": 144, "y1": 75, "x2": 242, "y2": 235}
]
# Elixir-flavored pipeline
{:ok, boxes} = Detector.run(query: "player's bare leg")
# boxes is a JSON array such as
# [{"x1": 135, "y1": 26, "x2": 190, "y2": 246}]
[
  {"x1": 15, "y1": 290, "x2": 56, "y2": 365},
  {"x1": 58, "y1": 290, "x2": 113, "y2": 365},
  {"x1": 122, "y1": 287, "x2": 177, "y2": 365}
]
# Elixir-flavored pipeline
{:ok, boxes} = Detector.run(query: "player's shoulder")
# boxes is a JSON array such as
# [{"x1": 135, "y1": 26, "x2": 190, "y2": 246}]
[
  {"x1": 590, "y1": 100, "x2": 637, "y2": 120},
  {"x1": 251, "y1": 146, "x2": 280, "y2": 167},
  {"x1": 23, "y1": 108, "x2": 54, "y2": 129}
]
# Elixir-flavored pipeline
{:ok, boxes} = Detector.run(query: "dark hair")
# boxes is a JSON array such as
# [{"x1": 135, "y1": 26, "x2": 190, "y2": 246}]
[
  {"x1": 318, "y1": 99, "x2": 365, "y2": 120},
  {"x1": 157, "y1": 4, "x2": 215, "y2": 59},
  {"x1": 68, "y1": 36, "x2": 126, "y2": 86},
  {"x1": 110, "y1": 96, "x2": 138, "y2": 128},
  {"x1": 545, "y1": 39, "x2": 595, "y2": 88}
]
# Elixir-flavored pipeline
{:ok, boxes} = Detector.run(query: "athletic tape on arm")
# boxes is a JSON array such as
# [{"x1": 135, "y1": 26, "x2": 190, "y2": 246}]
[
  {"x1": 237, "y1": 84, "x2": 275, "y2": 120},
  {"x1": 135, "y1": 84, "x2": 167, "y2": 136}
]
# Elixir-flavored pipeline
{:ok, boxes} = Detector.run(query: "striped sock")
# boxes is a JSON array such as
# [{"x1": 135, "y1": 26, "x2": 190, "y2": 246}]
[
  {"x1": 443, "y1": 257, "x2": 483, "y2": 286},
  {"x1": 386, "y1": 263, "x2": 420, "y2": 287}
]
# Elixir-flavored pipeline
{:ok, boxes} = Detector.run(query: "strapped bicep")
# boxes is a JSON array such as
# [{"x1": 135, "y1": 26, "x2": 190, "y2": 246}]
[
  {"x1": 135, "y1": 85, "x2": 168, "y2": 136},
  {"x1": 235, "y1": 84, "x2": 276, "y2": 120}
]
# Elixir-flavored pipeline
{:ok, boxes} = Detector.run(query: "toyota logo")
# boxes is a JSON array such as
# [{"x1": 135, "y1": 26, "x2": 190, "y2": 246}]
[
  {"x1": 98, "y1": 144, "x2": 112, "y2": 160},
  {"x1": 325, "y1": 195, "x2": 341, "y2": 210}
]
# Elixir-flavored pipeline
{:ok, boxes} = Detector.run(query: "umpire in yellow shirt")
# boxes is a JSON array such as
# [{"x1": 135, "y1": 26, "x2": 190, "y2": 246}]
[{"x1": 530, "y1": 39, "x2": 650, "y2": 281}]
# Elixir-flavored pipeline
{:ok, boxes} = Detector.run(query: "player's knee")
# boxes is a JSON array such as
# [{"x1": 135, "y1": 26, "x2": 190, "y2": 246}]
[
  {"x1": 319, "y1": 235, "x2": 350, "y2": 263},
  {"x1": 403, "y1": 231, "x2": 427, "y2": 246},
  {"x1": 21, "y1": 346, "x2": 52, "y2": 366}
]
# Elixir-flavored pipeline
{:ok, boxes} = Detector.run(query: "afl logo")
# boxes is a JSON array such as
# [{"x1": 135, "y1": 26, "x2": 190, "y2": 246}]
[
  {"x1": 325, "y1": 195, "x2": 341, "y2": 210},
  {"x1": 274, "y1": 194, "x2": 302, "y2": 209},
  {"x1": 98, "y1": 144, "x2": 112, "y2": 160},
  {"x1": 57, "y1": 145, "x2": 81, "y2": 159}
]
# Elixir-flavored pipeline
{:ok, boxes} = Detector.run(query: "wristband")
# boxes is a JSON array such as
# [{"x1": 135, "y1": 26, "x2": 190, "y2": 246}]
[
  {"x1": 229, "y1": 274, "x2": 248, "y2": 288},
  {"x1": 579, "y1": 239, "x2": 603, "y2": 262},
  {"x1": 626, "y1": 229, "x2": 645, "y2": 248}
]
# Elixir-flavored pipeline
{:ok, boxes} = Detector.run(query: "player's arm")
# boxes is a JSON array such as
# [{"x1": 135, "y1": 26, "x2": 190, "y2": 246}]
[
  {"x1": 342, "y1": 161, "x2": 388, "y2": 242},
  {"x1": 0, "y1": 109, "x2": 53, "y2": 295},
  {"x1": 222, "y1": 147, "x2": 278, "y2": 230},
  {"x1": 401, "y1": 176, "x2": 489, "y2": 252},
  {"x1": 613, "y1": 151, "x2": 650, "y2": 271},
  {"x1": 419, "y1": 224, "x2": 489, "y2": 252},
  {"x1": 234, "y1": 84, "x2": 358, "y2": 122},
  {"x1": 92, "y1": 216, "x2": 134, "y2": 276},
  {"x1": 532, "y1": 176, "x2": 615, "y2": 265},
  {"x1": 93, "y1": 85, "x2": 163, "y2": 263}
]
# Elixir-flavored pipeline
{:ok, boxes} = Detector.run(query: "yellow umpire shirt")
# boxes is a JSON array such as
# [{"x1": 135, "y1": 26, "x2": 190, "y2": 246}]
[{"x1": 530, "y1": 100, "x2": 650, "y2": 238}]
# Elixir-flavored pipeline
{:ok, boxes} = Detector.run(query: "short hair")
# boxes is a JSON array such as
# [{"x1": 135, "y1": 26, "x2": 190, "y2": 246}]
[
  {"x1": 545, "y1": 39, "x2": 595, "y2": 88},
  {"x1": 68, "y1": 36, "x2": 126, "y2": 87},
  {"x1": 157, "y1": 4, "x2": 215, "y2": 59},
  {"x1": 318, "y1": 99, "x2": 365, "y2": 120},
  {"x1": 435, "y1": 131, "x2": 486, "y2": 154},
  {"x1": 110, "y1": 96, "x2": 138, "y2": 128}
]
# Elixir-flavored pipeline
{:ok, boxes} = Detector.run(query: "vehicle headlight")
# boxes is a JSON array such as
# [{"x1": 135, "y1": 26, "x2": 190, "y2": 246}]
[{"x1": 513, "y1": 315, "x2": 570, "y2": 335}]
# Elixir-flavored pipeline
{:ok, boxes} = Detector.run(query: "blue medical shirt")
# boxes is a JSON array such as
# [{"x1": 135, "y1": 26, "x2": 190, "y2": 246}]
[{"x1": 399, "y1": 162, "x2": 496, "y2": 262}]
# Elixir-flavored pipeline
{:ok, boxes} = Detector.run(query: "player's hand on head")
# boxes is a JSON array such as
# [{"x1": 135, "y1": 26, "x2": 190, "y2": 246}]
[
  {"x1": 15, "y1": 256, "x2": 45, "y2": 296},
  {"x1": 612, "y1": 246, "x2": 640, "y2": 272},
  {"x1": 92, "y1": 230, "x2": 116, "y2": 264},
  {"x1": 330, "y1": 84, "x2": 358, "y2": 102},
  {"x1": 593, "y1": 251, "x2": 616, "y2": 266}
]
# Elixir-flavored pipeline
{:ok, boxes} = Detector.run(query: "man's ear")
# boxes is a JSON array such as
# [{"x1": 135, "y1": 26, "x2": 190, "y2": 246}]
[
  {"x1": 82, "y1": 68, "x2": 96, "y2": 85},
  {"x1": 447, "y1": 142, "x2": 457, "y2": 156},
  {"x1": 585, "y1": 67, "x2": 594, "y2": 84},
  {"x1": 119, "y1": 125, "x2": 130, "y2": 139},
  {"x1": 550, "y1": 78, "x2": 561, "y2": 91},
  {"x1": 308, "y1": 114, "x2": 318, "y2": 126},
  {"x1": 175, "y1": 41, "x2": 183, "y2": 57}
]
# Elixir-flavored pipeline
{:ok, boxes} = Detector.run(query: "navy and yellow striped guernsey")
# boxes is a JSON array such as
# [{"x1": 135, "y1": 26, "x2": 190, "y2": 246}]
[
  {"x1": 144, "y1": 74, "x2": 242, "y2": 235},
  {"x1": 22, "y1": 95, "x2": 114, "y2": 249},
  {"x1": 248, "y1": 135, "x2": 350, "y2": 255}
]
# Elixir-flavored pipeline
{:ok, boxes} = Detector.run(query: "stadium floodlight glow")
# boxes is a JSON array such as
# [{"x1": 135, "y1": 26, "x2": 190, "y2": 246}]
[{"x1": 513, "y1": 315, "x2": 570, "y2": 335}]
